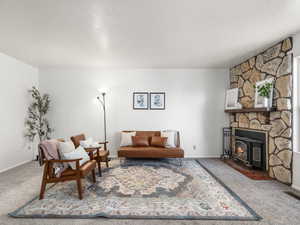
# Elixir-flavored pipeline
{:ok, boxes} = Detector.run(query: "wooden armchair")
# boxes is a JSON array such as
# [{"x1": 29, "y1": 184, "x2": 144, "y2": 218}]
[
  {"x1": 71, "y1": 134, "x2": 109, "y2": 177},
  {"x1": 39, "y1": 140, "x2": 96, "y2": 200}
]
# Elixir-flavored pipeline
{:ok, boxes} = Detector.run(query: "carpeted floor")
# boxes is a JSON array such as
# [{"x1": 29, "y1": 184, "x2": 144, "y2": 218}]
[
  {"x1": 0, "y1": 158, "x2": 300, "y2": 225},
  {"x1": 8, "y1": 159, "x2": 259, "y2": 220}
]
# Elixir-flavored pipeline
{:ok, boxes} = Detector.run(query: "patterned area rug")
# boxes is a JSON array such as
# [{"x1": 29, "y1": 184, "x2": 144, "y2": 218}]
[{"x1": 9, "y1": 159, "x2": 261, "y2": 220}]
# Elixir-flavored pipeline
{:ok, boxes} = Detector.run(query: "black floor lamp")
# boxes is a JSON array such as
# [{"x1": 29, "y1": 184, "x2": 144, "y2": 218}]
[{"x1": 97, "y1": 91, "x2": 107, "y2": 142}]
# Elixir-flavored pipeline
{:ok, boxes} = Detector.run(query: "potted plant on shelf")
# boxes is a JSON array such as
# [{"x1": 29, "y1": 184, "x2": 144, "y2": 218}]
[{"x1": 253, "y1": 78, "x2": 274, "y2": 109}]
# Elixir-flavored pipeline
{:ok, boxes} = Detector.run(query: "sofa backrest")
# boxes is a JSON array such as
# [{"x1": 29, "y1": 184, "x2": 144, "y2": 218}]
[
  {"x1": 136, "y1": 131, "x2": 161, "y2": 137},
  {"x1": 122, "y1": 130, "x2": 181, "y2": 148}
]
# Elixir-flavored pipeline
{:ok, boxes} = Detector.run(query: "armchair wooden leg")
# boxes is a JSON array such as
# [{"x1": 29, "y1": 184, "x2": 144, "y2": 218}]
[
  {"x1": 76, "y1": 178, "x2": 83, "y2": 200},
  {"x1": 39, "y1": 163, "x2": 48, "y2": 200},
  {"x1": 97, "y1": 160, "x2": 102, "y2": 177},
  {"x1": 39, "y1": 179, "x2": 47, "y2": 200},
  {"x1": 106, "y1": 157, "x2": 109, "y2": 168},
  {"x1": 92, "y1": 169, "x2": 96, "y2": 183}
]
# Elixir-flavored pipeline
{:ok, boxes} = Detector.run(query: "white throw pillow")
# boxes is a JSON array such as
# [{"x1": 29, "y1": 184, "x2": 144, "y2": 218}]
[
  {"x1": 80, "y1": 137, "x2": 93, "y2": 148},
  {"x1": 120, "y1": 131, "x2": 136, "y2": 146},
  {"x1": 161, "y1": 130, "x2": 176, "y2": 148},
  {"x1": 61, "y1": 146, "x2": 90, "y2": 170},
  {"x1": 58, "y1": 141, "x2": 76, "y2": 155}
]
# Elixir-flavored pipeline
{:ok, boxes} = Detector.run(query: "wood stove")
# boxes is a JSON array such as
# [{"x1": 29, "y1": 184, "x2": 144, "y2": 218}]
[{"x1": 233, "y1": 128, "x2": 267, "y2": 170}]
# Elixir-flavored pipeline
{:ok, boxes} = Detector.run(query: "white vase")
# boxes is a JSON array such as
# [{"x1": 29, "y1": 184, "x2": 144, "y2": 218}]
[
  {"x1": 262, "y1": 97, "x2": 273, "y2": 109},
  {"x1": 262, "y1": 98, "x2": 269, "y2": 108}
]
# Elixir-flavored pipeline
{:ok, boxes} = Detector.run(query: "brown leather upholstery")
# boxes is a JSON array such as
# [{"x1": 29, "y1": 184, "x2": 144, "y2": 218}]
[
  {"x1": 151, "y1": 136, "x2": 167, "y2": 147},
  {"x1": 71, "y1": 134, "x2": 86, "y2": 148},
  {"x1": 132, "y1": 136, "x2": 149, "y2": 147},
  {"x1": 79, "y1": 160, "x2": 97, "y2": 176},
  {"x1": 70, "y1": 133, "x2": 110, "y2": 177},
  {"x1": 136, "y1": 131, "x2": 161, "y2": 137},
  {"x1": 93, "y1": 150, "x2": 109, "y2": 156},
  {"x1": 124, "y1": 131, "x2": 180, "y2": 147},
  {"x1": 118, "y1": 147, "x2": 184, "y2": 158},
  {"x1": 118, "y1": 130, "x2": 184, "y2": 158}
]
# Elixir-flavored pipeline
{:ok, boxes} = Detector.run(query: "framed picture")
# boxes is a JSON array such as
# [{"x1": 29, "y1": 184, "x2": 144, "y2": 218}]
[
  {"x1": 225, "y1": 88, "x2": 241, "y2": 109},
  {"x1": 133, "y1": 92, "x2": 148, "y2": 110},
  {"x1": 254, "y1": 78, "x2": 274, "y2": 108},
  {"x1": 150, "y1": 92, "x2": 165, "y2": 110}
]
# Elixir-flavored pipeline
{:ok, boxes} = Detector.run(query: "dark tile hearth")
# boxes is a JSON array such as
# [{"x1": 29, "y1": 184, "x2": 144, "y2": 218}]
[{"x1": 223, "y1": 159, "x2": 273, "y2": 180}]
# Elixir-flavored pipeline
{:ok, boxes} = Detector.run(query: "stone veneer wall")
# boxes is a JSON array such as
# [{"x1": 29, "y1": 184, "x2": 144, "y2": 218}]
[{"x1": 230, "y1": 37, "x2": 293, "y2": 184}]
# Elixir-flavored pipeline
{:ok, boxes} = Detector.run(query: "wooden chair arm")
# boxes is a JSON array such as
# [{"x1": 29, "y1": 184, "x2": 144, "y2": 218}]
[
  {"x1": 98, "y1": 141, "x2": 109, "y2": 151},
  {"x1": 84, "y1": 148, "x2": 100, "y2": 153},
  {"x1": 45, "y1": 158, "x2": 82, "y2": 176},
  {"x1": 84, "y1": 148, "x2": 100, "y2": 160},
  {"x1": 46, "y1": 159, "x2": 82, "y2": 163}
]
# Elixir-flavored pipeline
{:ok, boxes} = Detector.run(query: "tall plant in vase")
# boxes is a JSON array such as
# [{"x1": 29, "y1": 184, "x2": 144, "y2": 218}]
[{"x1": 25, "y1": 86, "x2": 53, "y2": 159}]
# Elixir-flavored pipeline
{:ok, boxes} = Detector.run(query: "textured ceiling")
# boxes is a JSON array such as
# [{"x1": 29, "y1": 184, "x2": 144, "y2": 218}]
[{"x1": 0, "y1": 0, "x2": 299, "y2": 69}]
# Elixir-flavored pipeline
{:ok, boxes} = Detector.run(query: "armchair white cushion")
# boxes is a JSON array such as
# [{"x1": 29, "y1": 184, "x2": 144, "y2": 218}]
[
  {"x1": 61, "y1": 146, "x2": 90, "y2": 169},
  {"x1": 58, "y1": 141, "x2": 76, "y2": 154}
]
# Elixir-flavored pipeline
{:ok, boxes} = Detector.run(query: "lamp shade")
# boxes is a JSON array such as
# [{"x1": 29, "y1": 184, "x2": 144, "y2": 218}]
[{"x1": 98, "y1": 87, "x2": 109, "y2": 94}]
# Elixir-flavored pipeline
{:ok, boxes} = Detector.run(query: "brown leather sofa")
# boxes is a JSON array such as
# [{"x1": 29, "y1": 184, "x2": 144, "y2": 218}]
[{"x1": 117, "y1": 131, "x2": 184, "y2": 158}]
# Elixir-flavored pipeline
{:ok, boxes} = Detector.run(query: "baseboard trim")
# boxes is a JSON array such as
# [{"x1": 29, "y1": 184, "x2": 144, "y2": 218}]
[
  {"x1": 0, "y1": 160, "x2": 32, "y2": 174},
  {"x1": 292, "y1": 184, "x2": 300, "y2": 192},
  {"x1": 111, "y1": 155, "x2": 220, "y2": 159}
]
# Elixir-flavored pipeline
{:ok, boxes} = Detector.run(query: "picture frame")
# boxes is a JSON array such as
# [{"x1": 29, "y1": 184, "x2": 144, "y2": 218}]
[
  {"x1": 254, "y1": 78, "x2": 274, "y2": 108},
  {"x1": 133, "y1": 92, "x2": 148, "y2": 110},
  {"x1": 225, "y1": 88, "x2": 240, "y2": 109},
  {"x1": 150, "y1": 92, "x2": 165, "y2": 110}
]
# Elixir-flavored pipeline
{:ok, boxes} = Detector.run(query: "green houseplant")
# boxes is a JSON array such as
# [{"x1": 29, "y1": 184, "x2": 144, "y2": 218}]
[
  {"x1": 253, "y1": 80, "x2": 273, "y2": 109},
  {"x1": 254, "y1": 82, "x2": 273, "y2": 98},
  {"x1": 25, "y1": 86, "x2": 53, "y2": 143}
]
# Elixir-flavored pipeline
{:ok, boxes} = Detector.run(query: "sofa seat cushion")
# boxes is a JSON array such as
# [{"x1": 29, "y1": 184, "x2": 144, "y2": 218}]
[{"x1": 118, "y1": 146, "x2": 184, "y2": 158}]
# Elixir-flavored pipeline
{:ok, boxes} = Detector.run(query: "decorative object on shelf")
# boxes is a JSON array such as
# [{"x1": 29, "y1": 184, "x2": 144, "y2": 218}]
[
  {"x1": 150, "y1": 92, "x2": 165, "y2": 110},
  {"x1": 97, "y1": 90, "x2": 108, "y2": 142},
  {"x1": 25, "y1": 86, "x2": 53, "y2": 159},
  {"x1": 225, "y1": 88, "x2": 242, "y2": 110},
  {"x1": 254, "y1": 78, "x2": 274, "y2": 109},
  {"x1": 133, "y1": 92, "x2": 148, "y2": 110}
]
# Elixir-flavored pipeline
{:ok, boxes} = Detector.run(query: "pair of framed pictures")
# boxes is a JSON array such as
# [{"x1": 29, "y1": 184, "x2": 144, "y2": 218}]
[{"x1": 133, "y1": 92, "x2": 165, "y2": 110}]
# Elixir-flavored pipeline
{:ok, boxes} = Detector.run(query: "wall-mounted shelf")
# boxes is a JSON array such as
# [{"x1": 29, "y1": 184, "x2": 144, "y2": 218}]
[
  {"x1": 225, "y1": 107, "x2": 276, "y2": 125},
  {"x1": 224, "y1": 107, "x2": 276, "y2": 113}
]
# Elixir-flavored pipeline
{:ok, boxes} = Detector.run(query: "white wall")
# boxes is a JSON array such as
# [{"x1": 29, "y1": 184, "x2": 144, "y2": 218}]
[
  {"x1": 39, "y1": 68, "x2": 229, "y2": 158},
  {"x1": 294, "y1": 32, "x2": 300, "y2": 56},
  {"x1": 293, "y1": 32, "x2": 300, "y2": 190},
  {"x1": 0, "y1": 53, "x2": 38, "y2": 173}
]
